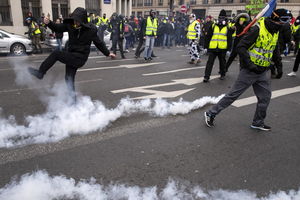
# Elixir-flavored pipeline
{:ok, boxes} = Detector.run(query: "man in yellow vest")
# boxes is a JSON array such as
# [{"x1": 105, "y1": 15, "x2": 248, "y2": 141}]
[
  {"x1": 26, "y1": 17, "x2": 42, "y2": 54},
  {"x1": 143, "y1": 9, "x2": 158, "y2": 61},
  {"x1": 204, "y1": 9, "x2": 292, "y2": 131},
  {"x1": 186, "y1": 13, "x2": 201, "y2": 64},
  {"x1": 203, "y1": 9, "x2": 233, "y2": 82},
  {"x1": 291, "y1": 16, "x2": 300, "y2": 55}
]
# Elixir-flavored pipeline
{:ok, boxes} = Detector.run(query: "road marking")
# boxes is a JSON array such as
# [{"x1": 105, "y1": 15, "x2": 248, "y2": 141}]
[
  {"x1": 143, "y1": 66, "x2": 205, "y2": 76},
  {"x1": 232, "y1": 86, "x2": 300, "y2": 107},
  {"x1": 0, "y1": 79, "x2": 102, "y2": 94},
  {"x1": 79, "y1": 62, "x2": 165, "y2": 72},
  {"x1": 33, "y1": 55, "x2": 106, "y2": 63},
  {"x1": 111, "y1": 75, "x2": 219, "y2": 99},
  {"x1": 96, "y1": 58, "x2": 135, "y2": 63}
]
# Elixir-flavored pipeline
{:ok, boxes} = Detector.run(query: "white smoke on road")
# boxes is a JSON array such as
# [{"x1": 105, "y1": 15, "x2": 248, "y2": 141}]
[
  {"x1": 0, "y1": 56, "x2": 224, "y2": 148},
  {"x1": 0, "y1": 170, "x2": 299, "y2": 200},
  {"x1": 0, "y1": 91, "x2": 224, "y2": 148}
]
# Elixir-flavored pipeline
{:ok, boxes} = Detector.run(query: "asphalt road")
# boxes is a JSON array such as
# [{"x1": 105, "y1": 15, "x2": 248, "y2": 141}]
[{"x1": 0, "y1": 48, "x2": 300, "y2": 198}]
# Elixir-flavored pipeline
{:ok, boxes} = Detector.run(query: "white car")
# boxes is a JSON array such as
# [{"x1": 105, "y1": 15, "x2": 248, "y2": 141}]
[{"x1": 0, "y1": 29, "x2": 33, "y2": 56}]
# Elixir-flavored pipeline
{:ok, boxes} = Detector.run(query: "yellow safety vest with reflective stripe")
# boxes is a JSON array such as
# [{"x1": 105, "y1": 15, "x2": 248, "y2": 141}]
[
  {"x1": 31, "y1": 22, "x2": 41, "y2": 35},
  {"x1": 248, "y1": 18, "x2": 279, "y2": 67},
  {"x1": 96, "y1": 16, "x2": 101, "y2": 26},
  {"x1": 102, "y1": 17, "x2": 109, "y2": 25},
  {"x1": 145, "y1": 17, "x2": 158, "y2": 36},
  {"x1": 187, "y1": 20, "x2": 199, "y2": 39},
  {"x1": 209, "y1": 24, "x2": 228, "y2": 49},
  {"x1": 292, "y1": 24, "x2": 300, "y2": 34}
]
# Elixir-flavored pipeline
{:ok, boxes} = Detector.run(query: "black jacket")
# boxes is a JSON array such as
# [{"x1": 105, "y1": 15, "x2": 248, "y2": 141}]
[
  {"x1": 237, "y1": 18, "x2": 282, "y2": 73},
  {"x1": 47, "y1": 7, "x2": 110, "y2": 62}
]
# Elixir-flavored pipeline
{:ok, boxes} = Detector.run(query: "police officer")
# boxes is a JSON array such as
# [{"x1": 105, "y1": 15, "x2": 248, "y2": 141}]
[
  {"x1": 186, "y1": 13, "x2": 201, "y2": 64},
  {"x1": 203, "y1": 10, "x2": 233, "y2": 82},
  {"x1": 204, "y1": 9, "x2": 292, "y2": 131},
  {"x1": 144, "y1": 9, "x2": 158, "y2": 61}
]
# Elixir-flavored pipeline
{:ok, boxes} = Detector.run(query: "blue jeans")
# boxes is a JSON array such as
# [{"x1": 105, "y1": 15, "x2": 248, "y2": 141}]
[
  {"x1": 163, "y1": 33, "x2": 170, "y2": 48},
  {"x1": 144, "y1": 36, "x2": 155, "y2": 58},
  {"x1": 56, "y1": 38, "x2": 62, "y2": 51}
]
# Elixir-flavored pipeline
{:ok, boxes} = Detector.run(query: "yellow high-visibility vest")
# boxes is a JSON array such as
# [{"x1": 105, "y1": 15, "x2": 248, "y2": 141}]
[
  {"x1": 209, "y1": 25, "x2": 228, "y2": 49},
  {"x1": 186, "y1": 20, "x2": 199, "y2": 39},
  {"x1": 31, "y1": 22, "x2": 41, "y2": 35},
  {"x1": 249, "y1": 18, "x2": 279, "y2": 67},
  {"x1": 145, "y1": 16, "x2": 158, "y2": 36}
]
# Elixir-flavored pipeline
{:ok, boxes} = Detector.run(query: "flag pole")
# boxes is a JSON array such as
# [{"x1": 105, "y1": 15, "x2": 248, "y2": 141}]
[{"x1": 237, "y1": 0, "x2": 274, "y2": 37}]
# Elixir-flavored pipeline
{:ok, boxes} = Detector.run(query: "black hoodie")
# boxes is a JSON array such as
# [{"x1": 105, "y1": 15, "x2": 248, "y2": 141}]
[{"x1": 47, "y1": 7, "x2": 110, "y2": 62}]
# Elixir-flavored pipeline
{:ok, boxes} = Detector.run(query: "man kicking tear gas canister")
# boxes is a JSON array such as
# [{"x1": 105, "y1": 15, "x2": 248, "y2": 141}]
[{"x1": 28, "y1": 7, "x2": 115, "y2": 102}]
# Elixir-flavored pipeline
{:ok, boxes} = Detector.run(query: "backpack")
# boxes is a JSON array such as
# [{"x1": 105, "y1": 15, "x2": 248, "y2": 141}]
[{"x1": 124, "y1": 24, "x2": 129, "y2": 33}]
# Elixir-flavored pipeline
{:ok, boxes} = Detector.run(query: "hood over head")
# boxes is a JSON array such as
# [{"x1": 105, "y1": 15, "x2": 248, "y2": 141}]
[{"x1": 63, "y1": 7, "x2": 89, "y2": 28}]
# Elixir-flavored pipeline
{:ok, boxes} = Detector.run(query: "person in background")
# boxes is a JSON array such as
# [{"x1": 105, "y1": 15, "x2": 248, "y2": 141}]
[
  {"x1": 203, "y1": 9, "x2": 233, "y2": 82},
  {"x1": 55, "y1": 18, "x2": 63, "y2": 51},
  {"x1": 225, "y1": 13, "x2": 250, "y2": 72},
  {"x1": 186, "y1": 13, "x2": 201, "y2": 65},
  {"x1": 108, "y1": 13, "x2": 126, "y2": 59},
  {"x1": 143, "y1": 9, "x2": 158, "y2": 61}
]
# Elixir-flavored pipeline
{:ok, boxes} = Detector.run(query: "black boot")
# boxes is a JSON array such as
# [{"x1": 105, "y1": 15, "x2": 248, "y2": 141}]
[{"x1": 28, "y1": 67, "x2": 44, "y2": 79}]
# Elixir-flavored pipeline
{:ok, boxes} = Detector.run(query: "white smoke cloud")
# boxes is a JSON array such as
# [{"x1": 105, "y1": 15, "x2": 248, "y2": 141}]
[
  {"x1": 0, "y1": 91, "x2": 224, "y2": 148},
  {"x1": 0, "y1": 170, "x2": 299, "y2": 200},
  {"x1": 0, "y1": 55, "x2": 225, "y2": 148}
]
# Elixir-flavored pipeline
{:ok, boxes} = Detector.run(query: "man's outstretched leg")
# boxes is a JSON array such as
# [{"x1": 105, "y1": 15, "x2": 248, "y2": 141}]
[{"x1": 28, "y1": 50, "x2": 84, "y2": 79}]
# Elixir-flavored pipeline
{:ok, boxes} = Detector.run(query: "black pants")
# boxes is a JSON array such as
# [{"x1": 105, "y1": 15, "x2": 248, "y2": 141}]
[
  {"x1": 293, "y1": 49, "x2": 300, "y2": 72},
  {"x1": 225, "y1": 38, "x2": 240, "y2": 71},
  {"x1": 39, "y1": 50, "x2": 86, "y2": 98},
  {"x1": 135, "y1": 37, "x2": 144, "y2": 57},
  {"x1": 205, "y1": 51, "x2": 226, "y2": 79},
  {"x1": 112, "y1": 36, "x2": 125, "y2": 57}
]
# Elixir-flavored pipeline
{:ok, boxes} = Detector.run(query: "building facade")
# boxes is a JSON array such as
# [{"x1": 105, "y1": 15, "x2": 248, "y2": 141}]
[
  {"x1": 0, "y1": 0, "x2": 132, "y2": 35},
  {"x1": 132, "y1": 0, "x2": 300, "y2": 19}
]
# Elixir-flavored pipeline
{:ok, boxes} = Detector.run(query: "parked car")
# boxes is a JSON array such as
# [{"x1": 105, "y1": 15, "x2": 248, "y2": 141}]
[
  {"x1": 44, "y1": 30, "x2": 112, "y2": 50},
  {"x1": 0, "y1": 29, "x2": 33, "y2": 56}
]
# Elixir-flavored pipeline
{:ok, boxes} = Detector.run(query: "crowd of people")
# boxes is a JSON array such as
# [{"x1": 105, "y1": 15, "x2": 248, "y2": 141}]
[{"x1": 25, "y1": 7, "x2": 300, "y2": 131}]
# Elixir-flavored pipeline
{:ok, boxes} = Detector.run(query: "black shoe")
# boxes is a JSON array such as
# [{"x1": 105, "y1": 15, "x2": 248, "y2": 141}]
[
  {"x1": 204, "y1": 112, "x2": 215, "y2": 127},
  {"x1": 148, "y1": 57, "x2": 153, "y2": 60},
  {"x1": 219, "y1": 75, "x2": 225, "y2": 80},
  {"x1": 134, "y1": 55, "x2": 139, "y2": 59},
  {"x1": 121, "y1": 55, "x2": 126, "y2": 59},
  {"x1": 250, "y1": 124, "x2": 271, "y2": 131},
  {"x1": 203, "y1": 77, "x2": 209, "y2": 83},
  {"x1": 28, "y1": 67, "x2": 44, "y2": 79},
  {"x1": 152, "y1": 54, "x2": 157, "y2": 57}
]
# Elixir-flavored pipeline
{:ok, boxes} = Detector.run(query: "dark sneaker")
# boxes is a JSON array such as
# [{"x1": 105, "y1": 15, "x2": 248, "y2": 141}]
[
  {"x1": 250, "y1": 124, "x2": 271, "y2": 131},
  {"x1": 203, "y1": 77, "x2": 209, "y2": 83},
  {"x1": 28, "y1": 67, "x2": 44, "y2": 79},
  {"x1": 219, "y1": 75, "x2": 225, "y2": 80},
  {"x1": 204, "y1": 112, "x2": 215, "y2": 127}
]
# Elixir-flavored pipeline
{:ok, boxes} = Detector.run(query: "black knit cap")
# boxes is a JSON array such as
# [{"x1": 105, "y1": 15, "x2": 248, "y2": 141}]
[
  {"x1": 219, "y1": 9, "x2": 227, "y2": 17},
  {"x1": 271, "y1": 9, "x2": 292, "y2": 22}
]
